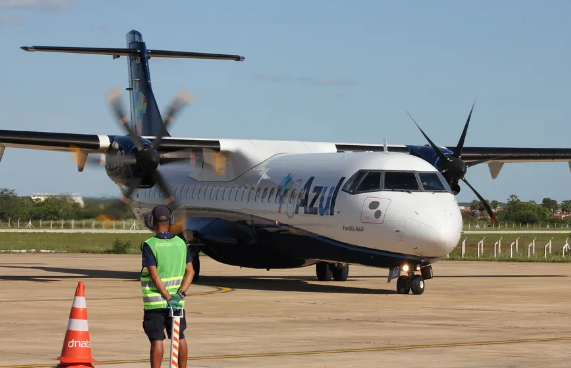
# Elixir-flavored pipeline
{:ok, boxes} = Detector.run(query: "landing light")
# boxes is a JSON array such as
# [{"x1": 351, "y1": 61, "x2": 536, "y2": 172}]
[
  {"x1": 402, "y1": 264, "x2": 409, "y2": 272},
  {"x1": 416, "y1": 265, "x2": 421, "y2": 271}
]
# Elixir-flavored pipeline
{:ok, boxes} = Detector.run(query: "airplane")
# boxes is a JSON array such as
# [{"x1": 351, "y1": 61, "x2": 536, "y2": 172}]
[{"x1": 2, "y1": 30, "x2": 571, "y2": 296}]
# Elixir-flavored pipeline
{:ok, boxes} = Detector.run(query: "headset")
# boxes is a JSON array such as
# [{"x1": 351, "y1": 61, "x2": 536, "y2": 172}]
[{"x1": 145, "y1": 205, "x2": 175, "y2": 229}]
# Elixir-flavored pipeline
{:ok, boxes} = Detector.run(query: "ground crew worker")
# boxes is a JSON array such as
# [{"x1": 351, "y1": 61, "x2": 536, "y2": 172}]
[{"x1": 140, "y1": 205, "x2": 195, "y2": 368}]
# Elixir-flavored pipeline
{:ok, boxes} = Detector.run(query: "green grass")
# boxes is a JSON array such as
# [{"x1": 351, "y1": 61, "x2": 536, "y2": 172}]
[
  {"x1": 1, "y1": 232, "x2": 570, "y2": 262},
  {"x1": 0, "y1": 233, "x2": 149, "y2": 254}
]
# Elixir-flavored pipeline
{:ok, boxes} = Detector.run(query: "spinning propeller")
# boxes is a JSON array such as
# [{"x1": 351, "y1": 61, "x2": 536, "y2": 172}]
[
  {"x1": 407, "y1": 103, "x2": 500, "y2": 226},
  {"x1": 80, "y1": 88, "x2": 194, "y2": 209}
]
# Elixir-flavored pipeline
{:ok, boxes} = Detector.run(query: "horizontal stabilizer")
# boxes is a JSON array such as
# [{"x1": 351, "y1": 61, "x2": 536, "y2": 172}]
[
  {"x1": 147, "y1": 49, "x2": 244, "y2": 61},
  {"x1": 21, "y1": 46, "x2": 138, "y2": 57},
  {"x1": 20, "y1": 46, "x2": 245, "y2": 61}
]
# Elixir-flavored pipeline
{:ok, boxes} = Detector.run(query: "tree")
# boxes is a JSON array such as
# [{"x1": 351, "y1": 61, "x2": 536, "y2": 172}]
[
  {"x1": 469, "y1": 200, "x2": 481, "y2": 215},
  {"x1": 490, "y1": 200, "x2": 499, "y2": 211},
  {"x1": 561, "y1": 200, "x2": 571, "y2": 214},
  {"x1": 541, "y1": 198, "x2": 558, "y2": 214},
  {"x1": 508, "y1": 194, "x2": 519, "y2": 204}
]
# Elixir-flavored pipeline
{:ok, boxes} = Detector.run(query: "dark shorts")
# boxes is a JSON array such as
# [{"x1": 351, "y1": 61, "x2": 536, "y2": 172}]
[{"x1": 143, "y1": 308, "x2": 187, "y2": 342}]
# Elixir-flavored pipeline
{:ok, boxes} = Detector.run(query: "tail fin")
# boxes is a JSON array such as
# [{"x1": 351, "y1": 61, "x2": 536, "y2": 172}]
[
  {"x1": 126, "y1": 31, "x2": 163, "y2": 136},
  {"x1": 21, "y1": 30, "x2": 244, "y2": 137}
]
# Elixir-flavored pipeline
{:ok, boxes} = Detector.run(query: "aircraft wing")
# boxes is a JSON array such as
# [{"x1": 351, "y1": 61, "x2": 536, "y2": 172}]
[{"x1": 335, "y1": 143, "x2": 571, "y2": 179}]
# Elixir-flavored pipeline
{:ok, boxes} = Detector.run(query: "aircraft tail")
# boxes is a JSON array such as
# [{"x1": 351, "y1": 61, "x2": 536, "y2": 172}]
[{"x1": 21, "y1": 30, "x2": 244, "y2": 137}]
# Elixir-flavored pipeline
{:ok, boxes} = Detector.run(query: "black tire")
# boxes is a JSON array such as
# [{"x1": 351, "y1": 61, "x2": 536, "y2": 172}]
[
  {"x1": 332, "y1": 264, "x2": 349, "y2": 281},
  {"x1": 410, "y1": 275, "x2": 425, "y2": 295},
  {"x1": 192, "y1": 254, "x2": 200, "y2": 282},
  {"x1": 316, "y1": 262, "x2": 333, "y2": 281},
  {"x1": 396, "y1": 275, "x2": 411, "y2": 294}
]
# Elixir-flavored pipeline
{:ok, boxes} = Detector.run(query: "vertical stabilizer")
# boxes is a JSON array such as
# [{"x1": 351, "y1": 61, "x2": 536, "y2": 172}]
[{"x1": 126, "y1": 30, "x2": 166, "y2": 136}]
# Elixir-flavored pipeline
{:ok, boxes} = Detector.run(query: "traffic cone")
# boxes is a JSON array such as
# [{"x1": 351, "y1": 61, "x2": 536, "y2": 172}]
[{"x1": 54, "y1": 282, "x2": 99, "y2": 368}]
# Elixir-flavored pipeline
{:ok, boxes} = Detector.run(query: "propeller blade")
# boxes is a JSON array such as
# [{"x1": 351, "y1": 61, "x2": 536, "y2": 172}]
[
  {"x1": 461, "y1": 177, "x2": 498, "y2": 226},
  {"x1": 406, "y1": 111, "x2": 449, "y2": 163},
  {"x1": 106, "y1": 87, "x2": 146, "y2": 151},
  {"x1": 453, "y1": 100, "x2": 475, "y2": 158},
  {"x1": 153, "y1": 90, "x2": 194, "y2": 150},
  {"x1": 152, "y1": 170, "x2": 178, "y2": 207},
  {"x1": 120, "y1": 176, "x2": 143, "y2": 204}
]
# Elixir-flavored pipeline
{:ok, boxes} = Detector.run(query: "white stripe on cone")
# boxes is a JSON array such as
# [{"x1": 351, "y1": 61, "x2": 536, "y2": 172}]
[
  {"x1": 67, "y1": 319, "x2": 89, "y2": 332},
  {"x1": 72, "y1": 296, "x2": 86, "y2": 309}
]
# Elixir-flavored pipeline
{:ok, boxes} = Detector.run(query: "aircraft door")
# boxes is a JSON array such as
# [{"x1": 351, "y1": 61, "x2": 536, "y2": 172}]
[{"x1": 286, "y1": 179, "x2": 302, "y2": 219}]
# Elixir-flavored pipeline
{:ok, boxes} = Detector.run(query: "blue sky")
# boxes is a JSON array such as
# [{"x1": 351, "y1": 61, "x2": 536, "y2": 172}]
[{"x1": 0, "y1": 0, "x2": 570, "y2": 203}]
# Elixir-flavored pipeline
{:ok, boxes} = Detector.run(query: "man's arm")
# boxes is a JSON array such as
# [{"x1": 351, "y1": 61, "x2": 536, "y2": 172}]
[
  {"x1": 148, "y1": 265, "x2": 172, "y2": 301},
  {"x1": 178, "y1": 247, "x2": 195, "y2": 294},
  {"x1": 179, "y1": 262, "x2": 195, "y2": 295}
]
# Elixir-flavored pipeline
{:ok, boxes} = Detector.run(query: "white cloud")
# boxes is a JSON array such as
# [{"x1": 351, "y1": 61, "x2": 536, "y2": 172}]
[
  {"x1": 0, "y1": 12, "x2": 21, "y2": 26},
  {"x1": 0, "y1": 0, "x2": 75, "y2": 11}
]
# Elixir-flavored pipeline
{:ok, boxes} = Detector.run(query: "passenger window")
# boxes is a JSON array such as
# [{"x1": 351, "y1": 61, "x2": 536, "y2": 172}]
[
  {"x1": 185, "y1": 186, "x2": 192, "y2": 198},
  {"x1": 228, "y1": 187, "x2": 234, "y2": 201},
  {"x1": 384, "y1": 172, "x2": 420, "y2": 191},
  {"x1": 275, "y1": 188, "x2": 280, "y2": 203},
  {"x1": 255, "y1": 188, "x2": 261, "y2": 202},
  {"x1": 248, "y1": 188, "x2": 254, "y2": 202},
  {"x1": 216, "y1": 187, "x2": 222, "y2": 200},
  {"x1": 356, "y1": 171, "x2": 381, "y2": 193},
  {"x1": 342, "y1": 171, "x2": 368, "y2": 194},
  {"x1": 192, "y1": 186, "x2": 199, "y2": 199},
  {"x1": 237, "y1": 187, "x2": 243, "y2": 201},
  {"x1": 419, "y1": 173, "x2": 446, "y2": 191},
  {"x1": 269, "y1": 188, "x2": 275, "y2": 201},
  {"x1": 206, "y1": 186, "x2": 212, "y2": 199},
  {"x1": 261, "y1": 188, "x2": 268, "y2": 202}
]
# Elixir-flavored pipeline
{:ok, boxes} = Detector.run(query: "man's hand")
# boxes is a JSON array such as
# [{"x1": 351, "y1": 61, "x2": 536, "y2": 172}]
[{"x1": 167, "y1": 293, "x2": 184, "y2": 310}]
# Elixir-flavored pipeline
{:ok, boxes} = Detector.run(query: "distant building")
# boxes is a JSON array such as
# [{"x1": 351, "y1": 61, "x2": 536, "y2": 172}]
[{"x1": 30, "y1": 193, "x2": 85, "y2": 208}]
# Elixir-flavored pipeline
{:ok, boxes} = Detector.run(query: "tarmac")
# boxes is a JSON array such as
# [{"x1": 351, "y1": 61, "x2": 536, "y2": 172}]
[{"x1": 0, "y1": 254, "x2": 570, "y2": 368}]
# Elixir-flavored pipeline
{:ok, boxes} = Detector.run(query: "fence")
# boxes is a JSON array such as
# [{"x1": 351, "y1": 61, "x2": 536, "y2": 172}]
[
  {"x1": 453, "y1": 236, "x2": 570, "y2": 260},
  {"x1": 463, "y1": 222, "x2": 571, "y2": 231},
  {"x1": 0, "y1": 218, "x2": 145, "y2": 230}
]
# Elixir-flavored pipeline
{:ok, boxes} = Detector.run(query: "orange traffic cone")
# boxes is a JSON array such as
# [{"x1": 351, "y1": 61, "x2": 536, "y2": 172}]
[{"x1": 54, "y1": 282, "x2": 99, "y2": 368}]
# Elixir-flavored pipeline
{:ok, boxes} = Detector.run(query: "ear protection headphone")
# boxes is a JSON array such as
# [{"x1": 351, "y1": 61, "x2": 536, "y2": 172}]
[{"x1": 145, "y1": 205, "x2": 175, "y2": 229}]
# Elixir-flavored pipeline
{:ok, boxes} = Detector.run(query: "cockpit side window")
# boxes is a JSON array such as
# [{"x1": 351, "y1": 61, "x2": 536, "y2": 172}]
[
  {"x1": 356, "y1": 171, "x2": 381, "y2": 193},
  {"x1": 418, "y1": 172, "x2": 446, "y2": 191},
  {"x1": 342, "y1": 170, "x2": 368, "y2": 194},
  {"x1": 383, "y1": 171, "x2": 420, "y2": 191}
]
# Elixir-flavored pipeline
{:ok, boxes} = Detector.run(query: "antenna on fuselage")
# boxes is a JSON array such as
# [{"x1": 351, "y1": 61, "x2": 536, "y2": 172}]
[{"x1": 383, "y1": 139, "x2": 388, "y2": 153}]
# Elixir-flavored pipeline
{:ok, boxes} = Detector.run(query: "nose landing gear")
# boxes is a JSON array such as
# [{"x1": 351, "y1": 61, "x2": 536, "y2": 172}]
[{"x1": 396, "y1": 265, "x2": 432, "y2": 295}]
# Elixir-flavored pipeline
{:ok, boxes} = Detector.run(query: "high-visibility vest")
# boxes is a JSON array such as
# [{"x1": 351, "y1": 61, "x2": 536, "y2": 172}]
[{"x1": 140, "y1": 235, "x2": 187, "y2": 310}]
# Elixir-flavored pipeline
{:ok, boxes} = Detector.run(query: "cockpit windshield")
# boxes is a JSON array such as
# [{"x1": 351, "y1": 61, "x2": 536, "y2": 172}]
[{"x1": 342, "y1": 170, "x2": 450, "y2": 194}]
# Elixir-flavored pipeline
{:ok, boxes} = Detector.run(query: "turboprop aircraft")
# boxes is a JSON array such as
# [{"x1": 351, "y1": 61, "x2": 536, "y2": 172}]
[{"x1": 2, "y1": 30, "x2": 571, "y2": 295}]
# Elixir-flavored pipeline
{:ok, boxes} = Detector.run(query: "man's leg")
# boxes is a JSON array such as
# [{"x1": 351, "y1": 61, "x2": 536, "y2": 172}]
[
  {"x1": 150, "y1": 340, "x2": 164, "y2": 368},
  {"x1": 178, "y1": 338, "x2": 188, "y2": 368}
]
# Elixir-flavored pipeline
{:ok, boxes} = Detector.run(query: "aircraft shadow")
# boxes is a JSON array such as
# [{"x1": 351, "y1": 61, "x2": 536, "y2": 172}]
[{"x1": 0, "y1": 264, "x2": 394, "y2": 294}]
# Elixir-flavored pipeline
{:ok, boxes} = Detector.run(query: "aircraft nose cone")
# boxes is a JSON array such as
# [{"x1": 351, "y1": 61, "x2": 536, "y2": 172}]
[{"x1": 405, "y1": 209, "x2": 461, "y2": 258}]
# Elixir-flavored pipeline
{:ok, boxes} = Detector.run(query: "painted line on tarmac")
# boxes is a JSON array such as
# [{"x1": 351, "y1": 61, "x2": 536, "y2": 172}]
[
  {"x1": 3, "y1": 336, "x2": 570, "y2": 367},
  {"x1": 0, "y1": 285, "x2": 233, "y2": 303}
]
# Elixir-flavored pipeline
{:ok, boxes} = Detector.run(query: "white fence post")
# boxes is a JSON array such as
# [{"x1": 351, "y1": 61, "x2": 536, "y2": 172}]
[
  {"x1": 494, "y1": 241, "x2": 499, "y2": 258},
  {"x1": 462, "y1": 238, "x2": 466, "y2": 257},
  {"x1": 532, "y1": 237, "x2": 536, "y2": 255},
  {"x1": 50, "y1": 220, "x2": 53, "y2": 229},
  {"x1": 499, "y1": 237, "x2": 502, "y2": 253},
  {"x1": 528, "y1": 242, "x2": 533, "y2": 258},
  {"x1": 39, "y1": 219, "x2": 42, "y2": 228},
  {"x1": 563, "y1": 237, "x2": 570, "y2": 257},
  {"x1": 61, "y1": 219, "x2": 64, "y2": 229},
  {"x1": 516, "y1": 237, "x2": 520, "y2": 253},
  {"x1": 17, "y1": 218, "x2": 20, "y2": 228},
  {"x1": 71, "y1": 219, "x2": 74, "y2": 229},
  {"x1": 123, "y1": 220, "x2": 126, "y2": 230},
  {"x1": 510, "y1": 242, "x2": 515, "y2": 258},
  {"x1": 92, "y1": 220, "x2": 95, "y2": 229},
  {"x1": 7, "y1": 218, "x2": 10, "y2": 228}
]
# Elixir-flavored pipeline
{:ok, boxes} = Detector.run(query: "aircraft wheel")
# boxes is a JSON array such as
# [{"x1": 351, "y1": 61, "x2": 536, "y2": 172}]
[
  {"x1": 332, "y1": 264, "x2": 349, "y2": 281},
  {"x1": 316, "y1": 262, "x2": 333, "y2": 281},
  {"x1": 396, "y1": 275, "x2": 411, "y2": 294},
  {"x1": 192, "y1": 254, "x2": 200, "y2": 282},
  {"x1": 410, "y1": 275, "x2": 425, "y2": 295}
]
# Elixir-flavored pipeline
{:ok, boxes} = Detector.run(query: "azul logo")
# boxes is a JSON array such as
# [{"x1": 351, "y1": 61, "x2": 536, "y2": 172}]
[
  {"x1": 284, "y1": 176, "x2": 345, "y2": 216},
  {"x1": 68, "y1": 339, "x2": 91, "y2": 348}
]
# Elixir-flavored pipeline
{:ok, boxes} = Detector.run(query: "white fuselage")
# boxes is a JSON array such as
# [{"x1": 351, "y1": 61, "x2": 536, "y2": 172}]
[{"x1": 131, "y1": 151, "x2": 462, "y2": 267}]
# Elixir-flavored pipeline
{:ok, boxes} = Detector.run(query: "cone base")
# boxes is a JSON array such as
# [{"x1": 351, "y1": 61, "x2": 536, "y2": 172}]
[{"x1": 53, "y1": 364, "x2": 98, "y2": 368}]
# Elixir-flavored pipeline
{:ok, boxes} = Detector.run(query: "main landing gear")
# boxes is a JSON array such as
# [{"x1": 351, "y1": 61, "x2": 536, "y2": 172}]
[
  {"x1": 316, "y1": 262, "x2": 349, "y2": 281},
  {"x1": 396, "y1": 265, "x2": 433, "y2": 295}
]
